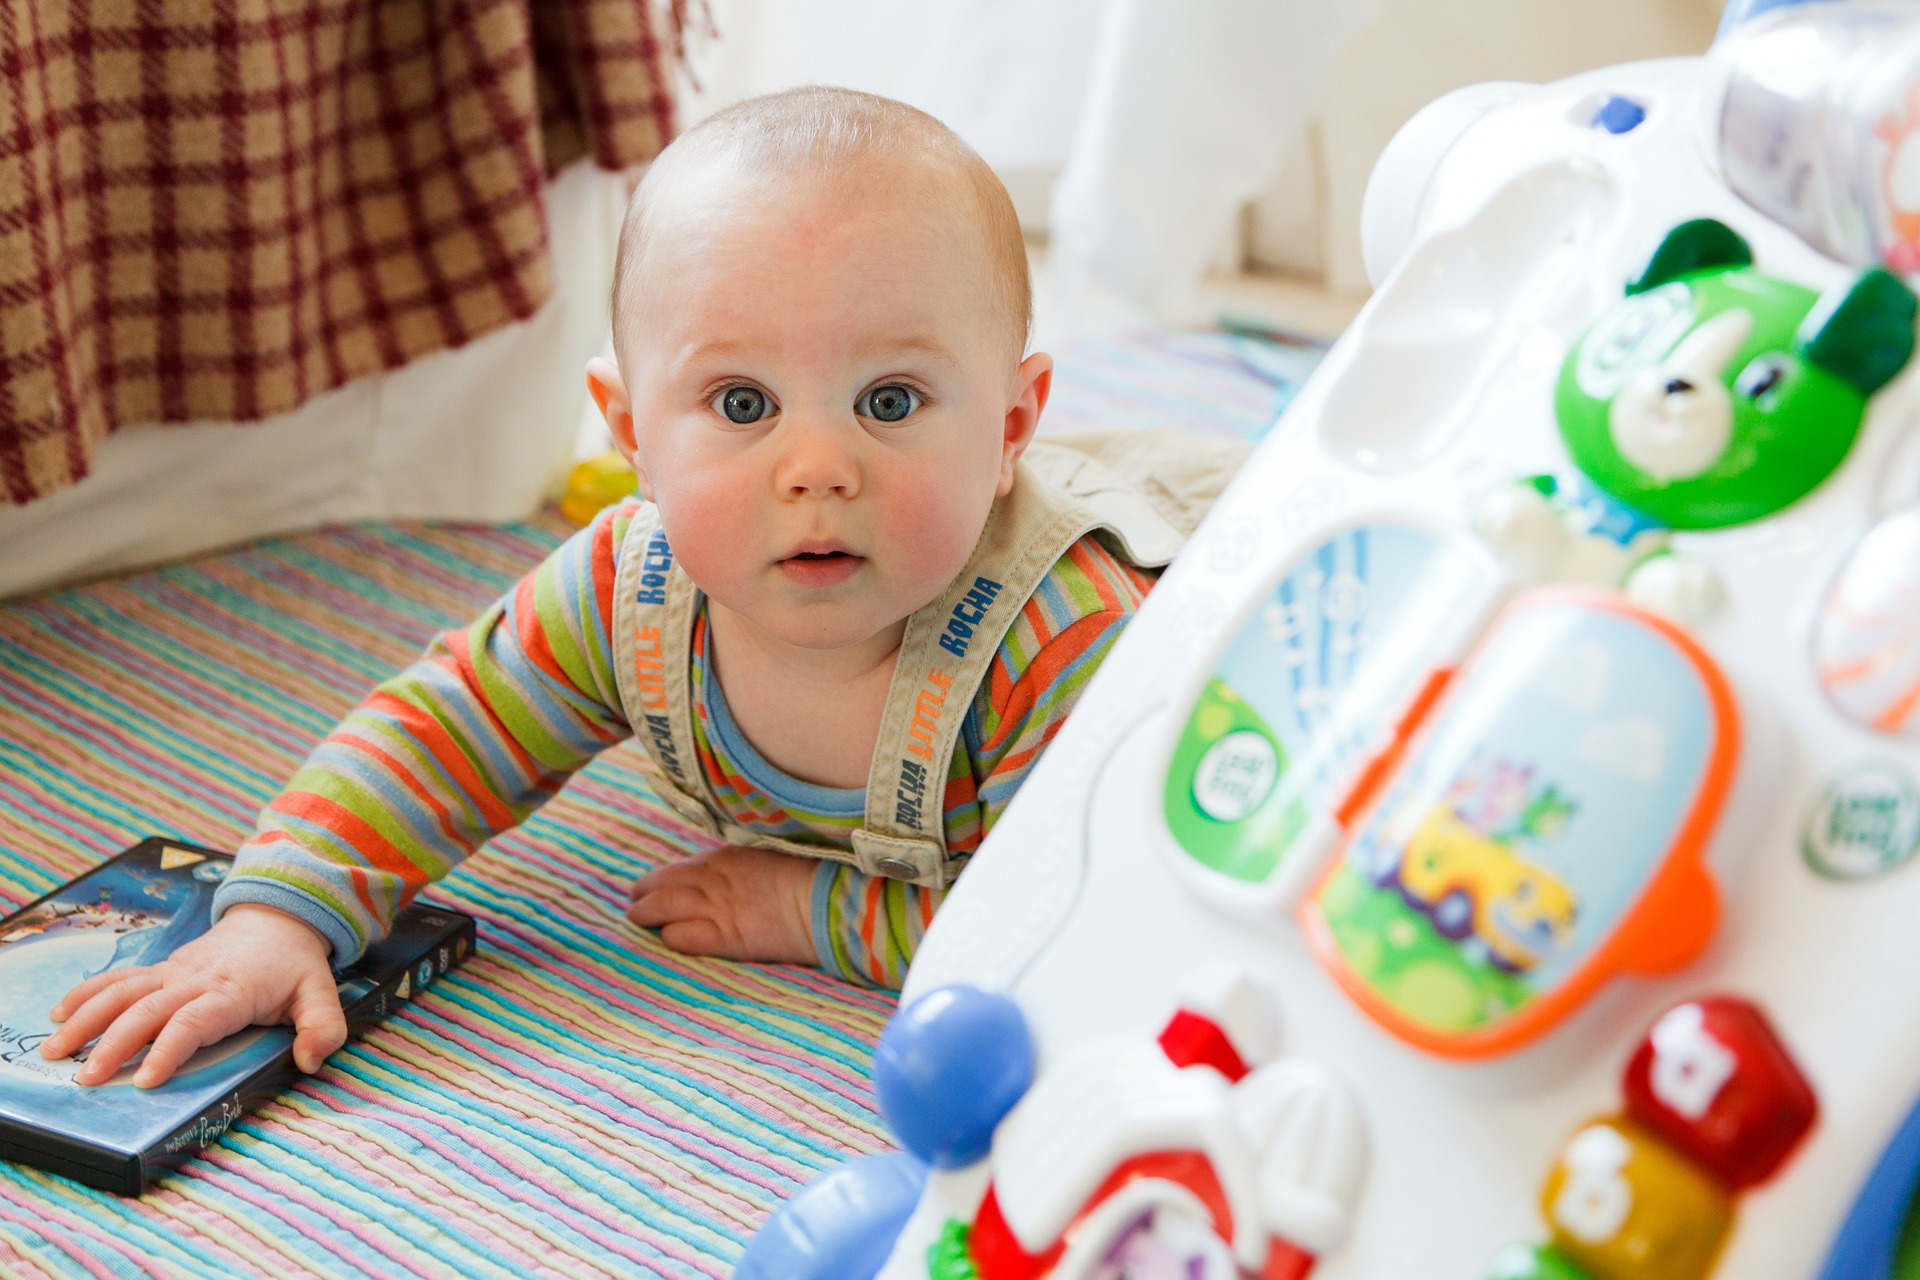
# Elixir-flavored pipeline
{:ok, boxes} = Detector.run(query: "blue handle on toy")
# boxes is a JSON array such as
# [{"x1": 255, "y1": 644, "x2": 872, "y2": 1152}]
[
  {"x1": 1815, "y1": 1089, "x2": 1920, "y2": 1279},
  {"x1": 734, "y1": 1152, "x2": 930, "y2": 1280},
  {"x1": 1715, "y1": 0, "x2": 1837, "y2": 40}
]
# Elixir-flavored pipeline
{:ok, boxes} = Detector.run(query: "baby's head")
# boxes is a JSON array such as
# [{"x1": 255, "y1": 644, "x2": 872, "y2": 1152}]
[{"x1": 588, "y1": 87, "x2": 1051, "y2": 656}]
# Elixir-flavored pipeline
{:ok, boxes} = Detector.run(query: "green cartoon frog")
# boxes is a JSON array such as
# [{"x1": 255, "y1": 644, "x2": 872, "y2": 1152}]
[{"x1": 1477, "y1": 218, "x2": 1918, "y2": 620}]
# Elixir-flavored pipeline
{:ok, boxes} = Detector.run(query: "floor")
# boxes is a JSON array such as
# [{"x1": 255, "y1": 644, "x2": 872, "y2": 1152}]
[{"x1": 1193, "y1": 267, "x2": 1370, "y2": 343}]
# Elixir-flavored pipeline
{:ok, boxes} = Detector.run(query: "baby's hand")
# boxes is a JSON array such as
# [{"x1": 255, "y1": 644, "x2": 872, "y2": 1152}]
[
  {"x1": 40, "y1": 903, "x2": 345, "y2": 1089},
  {"x1": 627, "y1": 846, "x2": 818, "y2": 966}
]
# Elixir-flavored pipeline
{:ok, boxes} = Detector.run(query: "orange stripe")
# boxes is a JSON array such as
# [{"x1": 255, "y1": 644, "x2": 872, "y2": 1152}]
[
  {"x1": 1819, "y1": 655, "x2": 1883, "y2": 683},
  {"x1": 942, "y1": 772, "x2": 978, "y2": 809},
  {"x1": 1876, "y1": 674, "x2": 1920, "y2": 733},
  {"x1": 859, "y1": 880, "x2": 886, "y2": 983},
  {"x1": 1018, "y1": 593, "x2": 1058, "y2": 652},
  {"x1": 513, "y1": 575, "x2": 572, "y2": 687},
  {"x1": 1121, "y1": 559, "x2": 1157, "y2": 597},
  {"x1": 434, "y1": 633, "x2": 544, "y2": 778},
  {"x1": 365, "y1": 685, "x2": 524, "y2": 831},
  {"x1": 978, "y1": 611, "x2": 1123, "y2": 754},
  {"x1": 590, "y1": 505, "x2": 623, "y2": 626},
  {"x1": 273, "y1": 792, "x2": 427, "y2": 909},
  {"x1": 352, "y1": 736, "x2": 472, "y2": 853},
  {"x1": 1064, "y1": 538, "x2": 1125, "y2": 613}
]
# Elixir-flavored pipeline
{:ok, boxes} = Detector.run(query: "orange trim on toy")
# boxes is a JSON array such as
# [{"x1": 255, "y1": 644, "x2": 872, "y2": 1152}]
[
  {"x1": 1877, "y1": 82, "x2": 1920, "y2": 272},
  {"x1": 1298, "y1": 587, "x2": 1742, "y2": 1060},
  {"x1": 1333, "y1": 666, "x2": 1456, "y2": 830}
]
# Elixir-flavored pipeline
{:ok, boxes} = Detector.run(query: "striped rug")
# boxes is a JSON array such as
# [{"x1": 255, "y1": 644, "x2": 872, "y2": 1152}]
[{"x1": 0, "y1": 330, "x2": 1316, "y2": 1278}]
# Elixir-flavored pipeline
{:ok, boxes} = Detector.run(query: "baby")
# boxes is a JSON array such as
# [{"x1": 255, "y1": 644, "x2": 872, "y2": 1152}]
[{"x1": 43, "y1": 87, "x2": 1241, "y2": 1088}]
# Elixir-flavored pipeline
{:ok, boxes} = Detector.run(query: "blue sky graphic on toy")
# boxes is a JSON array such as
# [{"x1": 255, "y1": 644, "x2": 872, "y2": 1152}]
[
  {"x1": 1160, "y1": 521, "x2": 1498, "y2": 897},
  {"x1": 1401, "y1": 609, "x2": 1707, "y2": 974}
]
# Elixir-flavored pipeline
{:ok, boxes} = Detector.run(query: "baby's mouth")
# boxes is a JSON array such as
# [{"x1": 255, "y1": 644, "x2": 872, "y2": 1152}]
[{"x1": 778, "y1": 545, "x2": 863, "y2": 587}]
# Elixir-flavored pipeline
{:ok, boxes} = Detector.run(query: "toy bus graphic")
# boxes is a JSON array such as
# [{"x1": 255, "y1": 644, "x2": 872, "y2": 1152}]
[
  {"x1": 1301, "y1": 591, "x2": 1736, "y2": 1057},
  {"x1": 1368, "y1": 804, "x2": 1579, "y2": 974}
]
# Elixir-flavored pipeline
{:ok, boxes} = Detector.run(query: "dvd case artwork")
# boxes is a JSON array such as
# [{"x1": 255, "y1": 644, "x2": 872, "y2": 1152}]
[{"x1": 0, "y1": 838, "x2": 476, "y2": 1192}]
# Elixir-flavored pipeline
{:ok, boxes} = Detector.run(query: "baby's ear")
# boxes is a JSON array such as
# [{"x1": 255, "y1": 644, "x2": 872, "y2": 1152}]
[
  {"x1": 999, "y1": 352, "x2": 1053, "y2": 496},
  {"x1": 586, "y1": 358, "x2": 654, "y2": 499}
]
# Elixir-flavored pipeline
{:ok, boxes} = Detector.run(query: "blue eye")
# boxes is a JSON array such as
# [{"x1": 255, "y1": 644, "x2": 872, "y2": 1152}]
[
  {"x1": 715, "y1": 385, "x2": 771, "y2": 423},
  {"x1": 858, "y1": 384, "x2": 920, "y2": 423}
]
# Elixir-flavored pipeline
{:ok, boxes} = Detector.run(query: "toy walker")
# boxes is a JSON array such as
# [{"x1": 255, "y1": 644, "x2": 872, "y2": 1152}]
[{"x1": 742, "y1": 2, "x2": 1920, "y2": 1276}]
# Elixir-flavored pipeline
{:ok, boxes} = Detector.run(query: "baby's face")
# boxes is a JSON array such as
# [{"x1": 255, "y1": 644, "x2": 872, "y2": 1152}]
[{"x1": 605, "y1": 166, "x2": 1046, "y2": 653}]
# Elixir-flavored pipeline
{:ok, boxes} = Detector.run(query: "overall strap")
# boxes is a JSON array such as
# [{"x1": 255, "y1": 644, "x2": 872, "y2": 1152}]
[
  {"x1": 611, "y1": 512, "x2": 722, "y2": 838},
  {"x1": 855, "y1": 446, "x2": 1195, "y2": 888}
]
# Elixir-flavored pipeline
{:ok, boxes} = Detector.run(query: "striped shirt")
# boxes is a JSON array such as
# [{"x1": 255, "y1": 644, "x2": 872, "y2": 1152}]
[{"x1": 216, "y1": 499, "x2": 1156, "y2": 987}]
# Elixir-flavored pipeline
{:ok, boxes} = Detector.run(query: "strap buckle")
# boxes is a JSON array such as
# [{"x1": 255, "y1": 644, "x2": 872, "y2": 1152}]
[{"x1": 851, "y1": 829, "x2": 950, "y2": 888}]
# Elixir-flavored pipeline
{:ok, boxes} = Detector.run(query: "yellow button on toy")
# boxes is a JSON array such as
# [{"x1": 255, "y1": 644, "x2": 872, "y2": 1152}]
[{"x1": 1541, "y1": 1117, "x2": 1732, "y2": 1280}]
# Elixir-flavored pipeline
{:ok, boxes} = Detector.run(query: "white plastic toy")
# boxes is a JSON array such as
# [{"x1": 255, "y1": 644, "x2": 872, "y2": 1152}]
[{"x1": 738, "y1": 4, "x2": 1920, "y2": 1278}]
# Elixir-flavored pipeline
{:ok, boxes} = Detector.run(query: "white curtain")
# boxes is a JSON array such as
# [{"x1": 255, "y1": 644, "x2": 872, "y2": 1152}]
[
  {"x1": 1047, "y1": 0, "x2": 1370, "y2": 327},
  {"x1": 682, "y1": 0, "x2": 1370, "y2": 332}
]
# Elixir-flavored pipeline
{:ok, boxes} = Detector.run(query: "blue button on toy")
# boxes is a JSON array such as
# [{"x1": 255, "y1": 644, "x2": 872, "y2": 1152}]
[
  {"x1": 873, "y1": 985, "x2": 1035, "y2": 1169},
  {"x1": 1593, "y1": 95, "x2": 1647, "y2": 134}
]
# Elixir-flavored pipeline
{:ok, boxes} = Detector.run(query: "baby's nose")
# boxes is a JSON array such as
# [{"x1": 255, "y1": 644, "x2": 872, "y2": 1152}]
[{"x1": 773, "y1": 416, "x2": 862, "y2": 497}]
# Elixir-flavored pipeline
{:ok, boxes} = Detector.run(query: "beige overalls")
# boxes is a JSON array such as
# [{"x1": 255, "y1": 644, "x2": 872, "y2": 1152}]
[{"x1": 608, "y1": 430, "x2": 1250, "y2": 889}]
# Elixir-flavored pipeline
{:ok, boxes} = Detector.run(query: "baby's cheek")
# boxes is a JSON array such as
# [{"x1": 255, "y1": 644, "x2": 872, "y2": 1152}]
[
  {"x1": 654, "y1": 475, "x2": 762, "y2": 591},
  {"x1": 873, "y1": 475, "x2": 993, "y2": 599}
]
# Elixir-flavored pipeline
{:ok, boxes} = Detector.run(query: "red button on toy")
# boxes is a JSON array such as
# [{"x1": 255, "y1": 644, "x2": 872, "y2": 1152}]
[{"x1": 1621, "y1": 996, "x2": 1818, "y2": 1189}]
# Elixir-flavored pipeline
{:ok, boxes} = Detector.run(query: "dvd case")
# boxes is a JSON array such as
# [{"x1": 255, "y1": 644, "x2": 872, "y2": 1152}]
[{"x1": 0, "y1": 837, "x2": 475, "y2": 1193}]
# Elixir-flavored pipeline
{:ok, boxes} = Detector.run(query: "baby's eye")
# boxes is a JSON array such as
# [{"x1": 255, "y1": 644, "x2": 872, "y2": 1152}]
[
  {"x1": 857, "y1": 384, "x2": 921, "y2": 423},
  {"x1": 714, "y1": 385, "x2": 772, "y2": 424}
]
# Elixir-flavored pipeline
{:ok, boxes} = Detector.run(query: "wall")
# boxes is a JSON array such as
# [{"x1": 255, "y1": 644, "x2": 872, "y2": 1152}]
[
  {"x1": 680, "y1": 1, "x2": 1727, "y2": 295},
  {"x1": 1252, "y1": 0, "x2": 1725, "y2": 291},
  {"x1": 680, "y1": 0, "x2": 1106, "y2": 232}
]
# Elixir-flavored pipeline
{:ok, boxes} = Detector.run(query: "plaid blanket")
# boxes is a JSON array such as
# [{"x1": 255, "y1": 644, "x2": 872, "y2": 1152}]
[{"x1": 0, "y1": 0, "x2": 681, "y2": 506}]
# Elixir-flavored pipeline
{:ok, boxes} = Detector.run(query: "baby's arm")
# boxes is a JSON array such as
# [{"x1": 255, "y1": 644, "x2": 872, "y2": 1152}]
[
  {"x1": 809, "y1": 864, "x2": 942, "y2": 988},
  {"x1": 221, "y1": 504, "x2": 639, "y2": 958},
  {"x1": 47, "y1": 505, "x2": 642, "y2": 1085}
]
